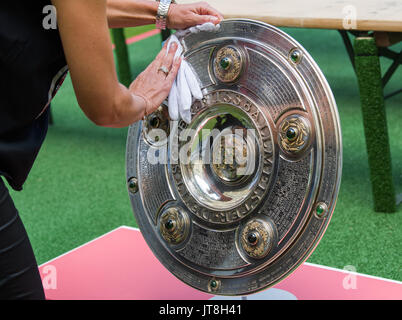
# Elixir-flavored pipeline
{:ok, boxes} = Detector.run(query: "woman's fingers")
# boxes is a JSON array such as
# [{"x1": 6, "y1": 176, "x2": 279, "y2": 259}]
[
  {"x1": 166, "y1": 57, "x2": 182, "y2": 84},
  {"x1": 130, "y1": 40, "x2": 182, "y2": 116},
  {"x1": 195, "y1": 2, "x2": 224, "y2": 23},
  {"x1": 168, "y1": 2, "x2": 223, "y2": 29},
  {"x1": 153, "y1": 40, "x2": 170, "y2": 67},
  {"x1": 196, "y1": 14, "x2": 220, "y2": 25},
  {"x1": 162, "y1": 42, "x2": 178, "y2": 73},
  {"x1": 147, "y1": 56, "x2": 181, "y2": 114},
  {"x1": 155, "y1": 41, "x2": 178, "y2": 78}
]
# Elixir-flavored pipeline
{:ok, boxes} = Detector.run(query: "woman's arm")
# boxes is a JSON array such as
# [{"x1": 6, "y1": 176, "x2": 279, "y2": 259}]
[
  {"x1": 51, "y1": 0, "x2": 180, "y2": 128},
  {"x1": 106, "y1": 0, "x2": 158, "y2": 28},
  {"x1": 106, "y1": 0, "x2": 224, "y2": 29}
]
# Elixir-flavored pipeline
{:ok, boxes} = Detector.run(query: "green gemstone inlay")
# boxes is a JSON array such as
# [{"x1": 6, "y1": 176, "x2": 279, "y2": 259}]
[
  {"x1": 128, "y1": 178, "x2": 138, "y2": 193},
  {"x1": 247, "y1": 232, "x2": 258, "y2": 245},
  {"x1": 164, "y1": 219, "x2": 174, "y2": 230},
  {"x1": 210, "y1": 280, "x2": 217, "y2": 288},
  {"x1": 220, "y1": 57, "x2": 231, "y2": 70},
  {"x1": 286, "y1": 127, "x2": 297, "y2": 141},
  {"x1": 316, "y1": 205, "x2": 325, "y2": 216},
  {"x1": 291, "y1": 50, "x2": 301, "y2": 63}
]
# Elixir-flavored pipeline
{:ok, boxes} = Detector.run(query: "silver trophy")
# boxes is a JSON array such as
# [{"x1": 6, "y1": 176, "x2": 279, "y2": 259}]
[{"x1": 126, "y1": 19, "x2": 342, "y2": 296}]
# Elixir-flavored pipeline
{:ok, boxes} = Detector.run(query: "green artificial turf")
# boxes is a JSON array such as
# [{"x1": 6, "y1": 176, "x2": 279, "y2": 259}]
[
  {"x1": 110, "y1": 25, "x2": 156, "y2": 45},
  {"x1": 9, "y1": 27, "x2": 402, "y2": 281},
  {"x1": 125, "y1": 25, "x2": 156, "y2": 38}
]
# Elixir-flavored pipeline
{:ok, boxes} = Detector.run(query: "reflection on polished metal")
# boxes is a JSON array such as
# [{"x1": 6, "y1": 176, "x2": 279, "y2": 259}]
[
  {"x1": 211, "y1": 127, "x2": 249, "y2": 183},
  {"x1": 172, "y1": 97, "x2": 272, "y2": 222},
  {"x1": 126, "y1": 19, "x2": 342, "y2": 296}
]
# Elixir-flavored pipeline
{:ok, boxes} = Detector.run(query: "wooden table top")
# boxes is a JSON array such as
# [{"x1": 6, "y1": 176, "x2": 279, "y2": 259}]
[{"x1": 179, "y1": 0, "x2": 402, "y2": 32}]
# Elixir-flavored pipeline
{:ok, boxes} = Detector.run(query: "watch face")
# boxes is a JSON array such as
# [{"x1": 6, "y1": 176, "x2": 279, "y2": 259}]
[{"x1": 126, "y1": 19, "x2": 342, "y2": 296}]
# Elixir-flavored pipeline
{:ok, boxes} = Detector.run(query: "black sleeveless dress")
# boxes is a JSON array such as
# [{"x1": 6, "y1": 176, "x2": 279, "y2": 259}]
[
  {"x1": 0, "y1": 1, "x2": 67, "y2": 299},
  {"x1": 0, "y1": 0, "x2": 67, "y2": 191}
]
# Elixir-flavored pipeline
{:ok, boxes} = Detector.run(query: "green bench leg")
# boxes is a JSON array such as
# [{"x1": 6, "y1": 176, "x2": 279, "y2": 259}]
[
  {"x1": 111, "y1": 28, "x2": 132, "y2": 88},
  {"x1": 354, "y1": 37, "x2": 396, "y2": 213}
]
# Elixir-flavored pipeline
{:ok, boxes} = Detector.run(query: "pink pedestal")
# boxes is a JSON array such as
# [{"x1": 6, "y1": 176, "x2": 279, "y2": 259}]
[{"x1": 39, "y1": 226, "x2": 402, "y2": 300}]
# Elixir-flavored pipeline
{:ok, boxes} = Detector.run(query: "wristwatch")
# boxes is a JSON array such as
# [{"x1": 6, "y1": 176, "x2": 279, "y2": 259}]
[{"x1": 156, "y1": 0, "x2": 175, "y2": 30}]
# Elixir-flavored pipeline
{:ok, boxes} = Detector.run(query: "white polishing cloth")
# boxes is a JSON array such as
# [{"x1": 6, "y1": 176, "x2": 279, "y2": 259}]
[{"x1": 166, "y1": 23, "x2": 220, "y2": 124}]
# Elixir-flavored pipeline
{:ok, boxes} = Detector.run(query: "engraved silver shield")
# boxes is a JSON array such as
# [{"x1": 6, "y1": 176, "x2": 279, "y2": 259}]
[{"x1": 126, "y1": 19, "x2": 342, "y2": 296}]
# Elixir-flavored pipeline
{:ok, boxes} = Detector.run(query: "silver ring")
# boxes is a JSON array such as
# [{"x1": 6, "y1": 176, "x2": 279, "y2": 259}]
[{"x1": 158, "y1": 66, "x2": 169, "y2": 76}]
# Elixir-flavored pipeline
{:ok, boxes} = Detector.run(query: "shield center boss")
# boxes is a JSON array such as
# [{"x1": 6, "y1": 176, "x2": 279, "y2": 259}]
[
  {"x1": 126, "y1": 20, "x2": 342, "y2": 296},
  {"x1": 172, "y1": 90, "x2": 274, "y2": 225}
]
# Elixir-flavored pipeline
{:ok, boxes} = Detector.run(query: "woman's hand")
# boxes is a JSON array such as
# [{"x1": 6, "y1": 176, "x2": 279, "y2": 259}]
[
  {"x1": 167, "y1": 2, "x2": 224, "y2": 30},
  {"x1": 129, "y1": 41, "x2": 181, "y2": 116}
]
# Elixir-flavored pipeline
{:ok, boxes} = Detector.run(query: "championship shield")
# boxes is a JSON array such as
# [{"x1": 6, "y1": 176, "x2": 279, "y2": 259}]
[{"x1": 126, "y1": 19, "x2": 342, "y2": 296}]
